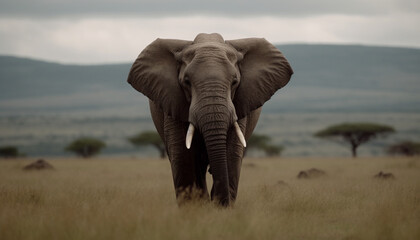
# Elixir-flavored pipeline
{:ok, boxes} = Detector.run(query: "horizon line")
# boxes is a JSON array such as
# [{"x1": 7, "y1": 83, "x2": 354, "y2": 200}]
[{"x1": 1, "y1": 42, "x2": 419, "y2": 66}]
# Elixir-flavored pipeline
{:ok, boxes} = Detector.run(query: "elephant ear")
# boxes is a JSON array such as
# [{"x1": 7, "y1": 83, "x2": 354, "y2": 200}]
[
  {"x1": 127, "y1": 38, "x2": 192, "y2": 122},
  {"x1": 226, "y1": 38, "x2": 293, "y2": 120}
]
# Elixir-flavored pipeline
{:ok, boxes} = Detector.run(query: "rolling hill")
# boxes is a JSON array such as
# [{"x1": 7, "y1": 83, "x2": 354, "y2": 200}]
[{"x1": 1, "y1": 44, "x2": 419, "y2": 116}]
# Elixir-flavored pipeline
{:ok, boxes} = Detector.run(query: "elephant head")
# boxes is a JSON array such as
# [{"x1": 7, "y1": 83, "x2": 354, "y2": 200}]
[{"x1": 128, "y1": 33, "x2": 292, "y2": 205}]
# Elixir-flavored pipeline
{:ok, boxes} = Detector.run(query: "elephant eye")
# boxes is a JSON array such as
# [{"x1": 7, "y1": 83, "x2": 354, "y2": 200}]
[
  {"x1": 183, "y1": 76, "x2": 191, "y2": 87},
  {"x1": 232, "y1": 77, "x2": 239, "y2": 87}
]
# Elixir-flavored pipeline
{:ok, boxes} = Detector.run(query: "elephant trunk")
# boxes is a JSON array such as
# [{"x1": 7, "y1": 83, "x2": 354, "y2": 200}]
[
  {"x1": 186, "y1": 80, "x2": 247, "y2": 206},
  {"x1": 199, "y1": 112, "x2": 230, "y2": 206},
  {"x1": 191, "y1": 97, "x2": 233, "y2": 206},
  {"x1": 203, "y1": 128, "x2": 229, "y2": 205}
]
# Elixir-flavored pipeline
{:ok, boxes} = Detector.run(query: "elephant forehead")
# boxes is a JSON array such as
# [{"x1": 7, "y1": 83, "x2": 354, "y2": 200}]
[
  {"x1": 193, "y1": 33, "x2": 224, "y2": 43},
  {"x1": 183, "y1": 43, "x2": 237, "y2": 62}
]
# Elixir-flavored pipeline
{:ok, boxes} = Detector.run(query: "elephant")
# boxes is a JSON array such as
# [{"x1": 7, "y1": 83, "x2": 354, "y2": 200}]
[{"x1": 127, "y1": 33, "x2": 293, "y2": 206}]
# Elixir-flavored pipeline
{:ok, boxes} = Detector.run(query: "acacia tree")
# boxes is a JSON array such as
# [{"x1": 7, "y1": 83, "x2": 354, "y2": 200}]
[
  {"x1": 387, "y1": 141, "x2": 420, "y2": 156},
  {"x1": 128, "y1": 131, "x2": 166, "y2": 159},
  {"x1": 314, "y1": 122, "x2": 395, "y2": 158},
  {"x1": 0, "y1": 146, "x2": 20, "y2": 158},
  {"x1": 65, "y1": 137, "x2": 106, "y2": 158},
  {"x1": 246, "y1": 133, "x2": 284, "y2": 157}
]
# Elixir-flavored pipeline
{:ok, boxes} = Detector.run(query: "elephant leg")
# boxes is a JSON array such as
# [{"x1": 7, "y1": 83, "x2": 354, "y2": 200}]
[
  {"x1": 192, "y1": 135, "x2": 210, "y2": 199},
  {"x1": 224, "y1": 108, "x2": 261, "y2": 203},
  {"x1": 163, "y1": 116, "x2": 195, "y2": 201},
  {"x1": 226, "y1": 117, "x2": 247, "y2": 203},
  {"x1": 163, "y1": 116, "x2": 209, "y2": 203},
  {"x1": 150, "y1": 101, "x2": 208, "y2": 201}
]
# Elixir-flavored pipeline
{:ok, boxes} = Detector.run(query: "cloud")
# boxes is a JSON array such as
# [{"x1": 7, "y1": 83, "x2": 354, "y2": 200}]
[
  {"x1": 1, "y1": 0, "x2": 419, "y2": 18},
  {"x1": 1, "y1": 13, "x2": 420, "y2": 64},
  {"x1": 0, "y1": 0, "x2": 419, "y2": 63}
]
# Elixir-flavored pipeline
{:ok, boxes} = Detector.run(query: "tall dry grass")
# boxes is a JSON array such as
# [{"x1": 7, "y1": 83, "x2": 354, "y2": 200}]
[{"x1": 0, "y1": 156, "x2": 419, "y2": 240}]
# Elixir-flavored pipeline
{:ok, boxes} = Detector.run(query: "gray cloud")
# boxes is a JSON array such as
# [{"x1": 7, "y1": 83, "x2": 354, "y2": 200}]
[
  {"x1": 1, "y1": 0, "x2": 419, "y2": 18},
  {"x1": 1, "y1": 14, "x2": 419, "y2": 64},
  {"x1": 0, "y1": 0, "x2": 419, "y2": 63}
]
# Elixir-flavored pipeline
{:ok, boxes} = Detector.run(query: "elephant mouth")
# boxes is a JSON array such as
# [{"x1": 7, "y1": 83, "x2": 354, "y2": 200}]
[{"x1": 185, "y1": 122, "x2": 246, "y2": 149}]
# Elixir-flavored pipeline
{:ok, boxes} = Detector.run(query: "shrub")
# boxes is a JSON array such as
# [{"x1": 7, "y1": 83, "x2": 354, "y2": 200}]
[
  {"x1": 246, "y1": 133, "x2": 284, "y2": 157},
  {"x1": 128, "y1": 131, "x2": 166, "y2": 159},
  {"x1": 387, "y1": 141, "x2": 420, "y2": 156},
  {"x1": 65, "y1": 137, "x2": 106, "y2": 158},
  {"x1": 0, "y1": 146, "x2": 19, "y2": 158}
]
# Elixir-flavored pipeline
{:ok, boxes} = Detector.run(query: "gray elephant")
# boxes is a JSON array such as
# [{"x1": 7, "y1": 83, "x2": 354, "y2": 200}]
[{"x1": 128, "y1": 33, "x2": 293, "y2": 206}]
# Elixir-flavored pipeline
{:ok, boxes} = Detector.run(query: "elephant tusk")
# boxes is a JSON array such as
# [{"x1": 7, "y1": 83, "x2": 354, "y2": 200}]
[
  {"x1": 185, "y1": 123, "x2": 195, "y2": 149},
  {"x1": 234, "y1": 122, "x2": 246, "y2": 148}
]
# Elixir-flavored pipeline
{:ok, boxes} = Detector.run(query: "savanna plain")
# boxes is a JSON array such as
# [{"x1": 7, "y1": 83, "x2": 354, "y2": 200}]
[{"x1": 1, "y1": 156, "x2": 419, "y2": 240}]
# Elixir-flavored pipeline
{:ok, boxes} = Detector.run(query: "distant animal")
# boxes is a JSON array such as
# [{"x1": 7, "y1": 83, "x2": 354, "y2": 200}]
[
  {"x1": 23, "y1": 159, "x2": 54, "y2": 170},
  {"x1": 128, "y1": 33, "x2": 293, "y2": 206},
  {"x1": 374, "y1": 171, "x2": 395, "y2": 179},
  {"x1": 297, "y1": 168, "x2": 326, "y2": 179}
]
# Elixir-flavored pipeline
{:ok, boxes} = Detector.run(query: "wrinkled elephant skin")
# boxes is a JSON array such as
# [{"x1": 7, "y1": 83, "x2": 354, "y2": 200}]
[{"x1": 128, "y1": 33, "x2": 293, "y2": 206}]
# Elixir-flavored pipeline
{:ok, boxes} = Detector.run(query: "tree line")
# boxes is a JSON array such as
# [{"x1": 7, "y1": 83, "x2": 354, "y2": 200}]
[{"x1": 1, "y1": 122, "x2": 419, "y2": 159}]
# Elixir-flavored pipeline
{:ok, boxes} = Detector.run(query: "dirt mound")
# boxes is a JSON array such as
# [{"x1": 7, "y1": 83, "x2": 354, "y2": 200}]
[
  {"x1": 374, "y1": 171, "x2": 395, "y2": 180},
  {"x1": 23, "y1": 159, "x2": 54, "y2": 170},
  {"x1": 277, "y1": 180, "x2": 288, "y2": 186},
  {"x1": 297, "y1": 168, "x2": 326, "y2": 179}
]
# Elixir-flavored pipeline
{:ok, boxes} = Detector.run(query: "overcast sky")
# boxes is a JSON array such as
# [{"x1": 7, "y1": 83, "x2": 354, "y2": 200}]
[{"x1": 1, "y1": 0, "x2": 419, "y2": 64}]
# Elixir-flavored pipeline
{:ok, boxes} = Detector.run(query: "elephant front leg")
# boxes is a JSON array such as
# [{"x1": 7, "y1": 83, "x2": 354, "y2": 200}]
[
  {"x1": 226, "y1": 118, "x2": 247, "y2": 203},
  {"x1": 163, "y1": 116, "x2": 209, "y2": 204}
]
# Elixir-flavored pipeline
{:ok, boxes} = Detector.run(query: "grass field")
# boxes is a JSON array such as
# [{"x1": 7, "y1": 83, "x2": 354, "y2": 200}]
[{"x1": 0, "y1": 156, "x2": 419, "y2": 240}]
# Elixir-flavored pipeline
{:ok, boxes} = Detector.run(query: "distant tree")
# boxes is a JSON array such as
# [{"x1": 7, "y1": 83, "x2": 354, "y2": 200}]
[
  {"x1": 246, "y1": 133, "x2": 284, "y2": 157},
  {"x1": 128, "y1": 131, "x2": 166, "y2": 159},
  {"x1": 0, "y1": 146, "x2": 19, "y2": 158},
  {"x1": 262, "y1": 144, "x2": 284, "y2": 157},
  {"x1": 247, "y1": 134, "x2": 271, "y2": 150},
  {"x1": 387, "y1": 141, "x2": 420, "y2": 156},
  {"x1": 65, "y1": 137, "x2": 106, "y2": 158},
  {"x1": 314, "y1": 122, "x2": 395, "y2": 158}
]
